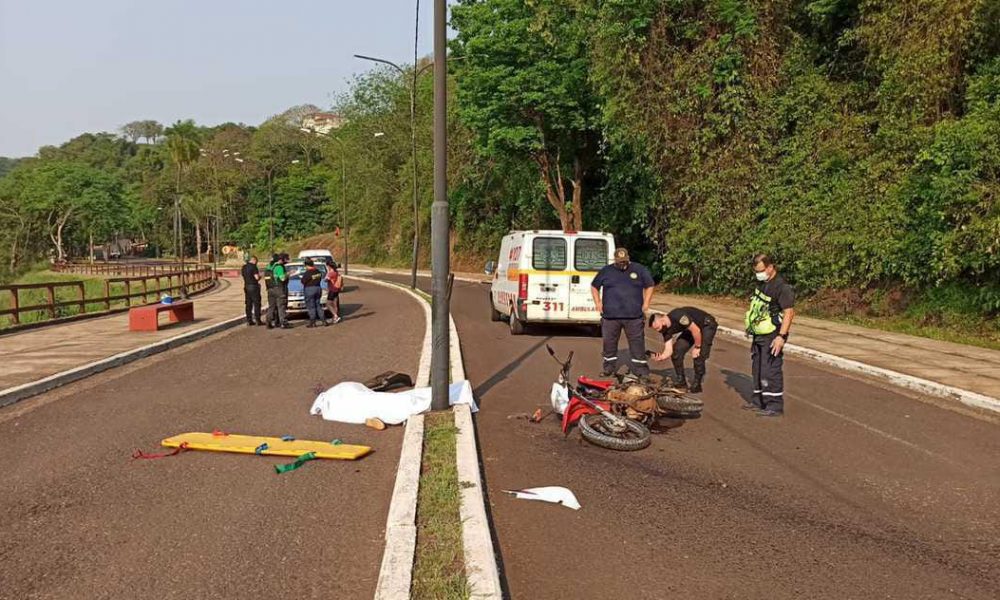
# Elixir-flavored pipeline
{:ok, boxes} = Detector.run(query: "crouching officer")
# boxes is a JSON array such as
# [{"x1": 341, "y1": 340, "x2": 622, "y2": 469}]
[
  {"x1": 591, "y1": 248, "x2": 655, "y2": 377},
  {"x1": 648, "y1": 307, "x2": 717, "y2": 393},
  {"x1": 263, "y1": 253, "x2": 291, "y2": 329},
  {"x1": 746, "y1": 253, "x2": 795, "y2": 416}
]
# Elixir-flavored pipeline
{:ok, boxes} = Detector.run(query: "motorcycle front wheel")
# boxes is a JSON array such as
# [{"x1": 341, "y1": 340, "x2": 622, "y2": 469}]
[{"x1": 578, "y1": 413, "x2": 651, "y2": 451}]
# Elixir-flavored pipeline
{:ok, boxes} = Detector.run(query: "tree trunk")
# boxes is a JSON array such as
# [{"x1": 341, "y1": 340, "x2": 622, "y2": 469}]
[
  {"x1": 89, "y1": 231, "x2": 94, "y2": 263},
  {"x1": 55, "y1": 221, "x2": 65, "y2": 262},
  {"x1": 570, "y1": 155, "x2": 584, "y2": 231},
  {"x1": 535, "y1": 150, "x2": 572, "y2": 231},
  {"x1": 195, "y1": 219, "x2": 203, "y2": 264}
]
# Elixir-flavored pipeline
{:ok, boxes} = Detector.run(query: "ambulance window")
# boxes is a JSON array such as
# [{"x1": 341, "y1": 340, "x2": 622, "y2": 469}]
[
  {"x1": 532, "y1": 237, "x2": 567, "y2": 270},
  {"x1": 575, "y1": 239, "x2": 609, "y2": 271}
]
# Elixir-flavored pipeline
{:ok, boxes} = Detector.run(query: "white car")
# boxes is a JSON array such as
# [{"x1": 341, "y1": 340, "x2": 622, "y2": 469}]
[
  {"x1": 285, "y1": 261, "x2": 330, "y2": 316},
  {"x1": 297, "y1": 249, "x2": 334, "y2": 264},
  {"x1": 486, "y1": 230, "x2": 615, "y2": 335}
]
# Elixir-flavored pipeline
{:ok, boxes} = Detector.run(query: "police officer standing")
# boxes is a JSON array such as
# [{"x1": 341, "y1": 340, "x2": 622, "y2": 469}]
[
  {"x1": 745, "y1": 253, "x2": 795, "y2": 416},
  {"x1": 264, "y1": 253, "x2": 291, "y2": 329},
  {"x1": 591, "y1": 248, "x2": 655, "y2": 377},
  {"x1": 648, "y1": 307, "x2": 718, "y2": 393},
  {"x1": 241, "y1": 255, "x2": 262, "y2": 326}
]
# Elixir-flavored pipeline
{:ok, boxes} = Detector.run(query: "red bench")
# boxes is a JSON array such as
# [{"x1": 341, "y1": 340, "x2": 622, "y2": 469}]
[{"x1": 128, "y1": 300, "x2": 195, "y2": 332}]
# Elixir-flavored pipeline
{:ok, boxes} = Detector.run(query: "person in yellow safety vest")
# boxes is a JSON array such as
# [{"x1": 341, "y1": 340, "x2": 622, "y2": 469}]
[{"x1": 745, "y1": 253, "x2": 795, "y2": 417}]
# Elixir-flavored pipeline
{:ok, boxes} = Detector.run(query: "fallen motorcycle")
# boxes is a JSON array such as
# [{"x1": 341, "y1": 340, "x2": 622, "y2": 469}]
[
  {"x1": 577, "y1": 370, "x2": 704, "y2": 421},
  {"x1": 548, "y1": 345, "x2": 704, "y2": 452},
  {"x1": 548, "y1": 345, "x2": 652, "y2": 451}
]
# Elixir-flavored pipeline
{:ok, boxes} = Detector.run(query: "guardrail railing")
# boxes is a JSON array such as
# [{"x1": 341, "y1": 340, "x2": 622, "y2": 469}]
[{"x1": 1, "y1": 266, "x2": 216, "y2": 328}]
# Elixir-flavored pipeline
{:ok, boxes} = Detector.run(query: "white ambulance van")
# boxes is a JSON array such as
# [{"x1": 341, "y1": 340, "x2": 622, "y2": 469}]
[{"x1": 486, "y1": 230, "x2": 615, "y2": 335}]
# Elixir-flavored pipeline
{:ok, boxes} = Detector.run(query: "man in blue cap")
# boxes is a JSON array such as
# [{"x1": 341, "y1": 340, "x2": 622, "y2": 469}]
[{"x1": 591, "y1": 248, "x2": 655, "y2": 377}]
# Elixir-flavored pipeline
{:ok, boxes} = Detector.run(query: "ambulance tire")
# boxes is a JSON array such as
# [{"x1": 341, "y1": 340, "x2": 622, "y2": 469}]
[
  {"x1": 509, "y1": 308, "x2": 526, "y2": 335},
  {"x1": 489, "y1": 295, "x2": 502, "y2": 322}
]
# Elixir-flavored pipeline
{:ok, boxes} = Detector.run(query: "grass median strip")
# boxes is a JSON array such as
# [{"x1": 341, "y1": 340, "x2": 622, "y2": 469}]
[{"x1": 412, "y1": 410, "x2": 469, "y2": 599}]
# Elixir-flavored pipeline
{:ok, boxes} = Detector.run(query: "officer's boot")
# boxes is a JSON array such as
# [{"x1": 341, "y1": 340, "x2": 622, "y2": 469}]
[
  {"x1": 672, "y1": 368, "x2": 688, "y2": 391},
  {"x1": 689, "y1": 364, "x2": 705, "y2": 393}
]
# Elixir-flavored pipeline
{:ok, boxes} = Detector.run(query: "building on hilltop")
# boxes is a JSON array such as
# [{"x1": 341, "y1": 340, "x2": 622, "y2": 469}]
[{"x1": 301, "y1": 112, "x2": 345, "y2": 135}]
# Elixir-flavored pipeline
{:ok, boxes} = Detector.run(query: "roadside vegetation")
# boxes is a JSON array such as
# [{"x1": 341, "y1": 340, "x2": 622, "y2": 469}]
[
  {"x1": 412, "y1": 411, "x2": 468, "y2": 600},
  {"x1": 1, "y1": 0, "x2": 997, "y2": 344}
]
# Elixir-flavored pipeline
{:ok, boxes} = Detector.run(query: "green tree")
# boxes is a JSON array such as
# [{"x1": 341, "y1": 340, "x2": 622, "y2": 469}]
[{"x1": 451, "y1": 0, "x2": 601, "y2": 230}]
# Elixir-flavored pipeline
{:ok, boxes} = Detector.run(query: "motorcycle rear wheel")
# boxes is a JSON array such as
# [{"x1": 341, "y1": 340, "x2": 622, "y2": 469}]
[
  {"x1": 579, "y1": 414, "x2": 651, "y2": 451},
  {"x1": 656, "y1": 394, "x2": 704, "y2": 418}
]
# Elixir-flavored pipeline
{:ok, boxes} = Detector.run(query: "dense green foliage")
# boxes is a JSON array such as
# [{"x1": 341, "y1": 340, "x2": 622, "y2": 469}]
[
  {"x1": 450, "y1": 0, "x2": 1000, "y2": 318},
  {"x1": 2, "y1": 0, "x2": 997, "y2": 322}
]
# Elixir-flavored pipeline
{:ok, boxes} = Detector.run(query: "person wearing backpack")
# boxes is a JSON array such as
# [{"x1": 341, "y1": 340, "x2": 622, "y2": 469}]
[
  {"x1": 263, "y1": 253, "x2": 291, "y2": 329},
  {"x1": 324, "y1": 257, "x2": 343, "y2": 324}
]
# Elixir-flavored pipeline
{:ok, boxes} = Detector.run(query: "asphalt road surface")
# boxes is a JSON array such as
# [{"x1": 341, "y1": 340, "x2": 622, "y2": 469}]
[
  {"x1": 0, "y1": 281, "x2": 424, "y2": 600},
  {"x1": 390, "y1": 274, "x2": 1000, "y2": 600}
]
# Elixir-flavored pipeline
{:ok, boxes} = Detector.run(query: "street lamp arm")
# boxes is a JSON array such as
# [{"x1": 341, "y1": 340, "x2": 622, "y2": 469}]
[{"x1": 354, "y1": 54, "x2": 405, "y2": 75}]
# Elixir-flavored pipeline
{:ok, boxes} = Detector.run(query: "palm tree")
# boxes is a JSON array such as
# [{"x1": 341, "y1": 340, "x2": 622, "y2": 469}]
[{"x1": 165, "y1": 120, "x2": 201, "y2": 283}]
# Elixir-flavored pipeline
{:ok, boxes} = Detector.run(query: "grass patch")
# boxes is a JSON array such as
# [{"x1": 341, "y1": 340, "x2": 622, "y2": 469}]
[{"x1": 411, "y1": 411, "x2": 468, "y2": 600}]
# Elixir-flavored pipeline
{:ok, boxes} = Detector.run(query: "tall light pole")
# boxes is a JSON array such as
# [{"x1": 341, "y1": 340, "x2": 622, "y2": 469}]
[
  {"x1": 301, "y1": 127, "x2": 349, "y2": 274},
  {"x1": 353, "y1": 54, "x2": 432, "y2": 290},
  {"x1": 430, "y1": 0, "x2": 449, "y2": 410}
]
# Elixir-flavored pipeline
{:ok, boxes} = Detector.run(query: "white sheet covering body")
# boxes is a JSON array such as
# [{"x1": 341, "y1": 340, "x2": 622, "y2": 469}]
[{"x1": 310, "y1": 380, "x2": 478, "y2": 424}]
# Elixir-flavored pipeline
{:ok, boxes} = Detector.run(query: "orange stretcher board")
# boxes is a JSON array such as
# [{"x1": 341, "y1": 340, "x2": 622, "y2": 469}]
[{"x1": 161, "y1": 432, "x2": 372, "y2": 460}]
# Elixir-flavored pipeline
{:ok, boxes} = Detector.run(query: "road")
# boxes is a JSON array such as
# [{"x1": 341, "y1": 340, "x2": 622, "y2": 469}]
[
  {"x1": 389, "y1": 273, "x2": 1000, "y2": 600},
  {"x1": 0, "y1": 281, "x2": 424, "y2": 600}
]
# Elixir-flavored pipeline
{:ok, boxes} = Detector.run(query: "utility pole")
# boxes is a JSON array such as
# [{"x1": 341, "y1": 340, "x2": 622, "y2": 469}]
[
  {"x1": 430, "y1": 0, "x2": 450, "y2": 410},
  {"x1": 354, "y1": 49, "x2": 429, "y2": 290}
]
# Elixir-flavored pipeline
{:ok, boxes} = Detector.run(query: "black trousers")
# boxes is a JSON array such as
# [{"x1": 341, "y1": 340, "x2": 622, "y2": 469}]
[
  {"x1": 266, "y1": 288, "x2": 287, "y2": 326},
  {"x1": 751, "y1": 333, "x2": 784, "y2": 412},
  {"x1": 671, "y1": 322, "x2": 717, "y2": 382},
  {"x1": 601, "y1": 317, "x2": 649, "y2": 376},
  {"x1": 244, "y1": 285, "x2": 261, "y2": 323}
]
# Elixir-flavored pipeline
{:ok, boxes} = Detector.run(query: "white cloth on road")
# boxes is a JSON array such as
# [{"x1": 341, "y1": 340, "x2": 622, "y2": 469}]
[
  {"x1": 503, "y1": 486, "x2": 581, "y2": 510},
  {"x1": 309, "y1": 379, "x2": 478, "y2": 425}
]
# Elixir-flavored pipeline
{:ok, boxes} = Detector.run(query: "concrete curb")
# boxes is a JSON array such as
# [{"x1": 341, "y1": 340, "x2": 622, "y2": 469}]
[
  {"x1": 451, "y1": 313, "x2": 504, "y2": 598},
  {"x1": 714, "y1": 325, "x2": 1000, "y2": 415},
  {"x1": 357, "y1": 276, "x2": 431, "y2": 600},
  {"x1": 0, "y1": 313, "x2": 245, "y2": 409}
]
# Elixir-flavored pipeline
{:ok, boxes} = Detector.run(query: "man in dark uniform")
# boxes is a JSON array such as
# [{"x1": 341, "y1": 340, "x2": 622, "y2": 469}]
[
  {"x1": 263, "y1": 253, "x2": 291, "y2": 329},
  {"x1": 240, "y1": 255, "x2": 262, "y2": 325},
  {"x1": 300, "y1": 258, "x2": 326, "y2": 327},
  {"x1": 648, "y1": 307, "x2": 718, "y2": 393},
  {"x1": 745, "y1": 253, "x2": 795, "y2": 416},
  {"x1": 591, "y1": 248, "x2": 655, "y2": 377}
]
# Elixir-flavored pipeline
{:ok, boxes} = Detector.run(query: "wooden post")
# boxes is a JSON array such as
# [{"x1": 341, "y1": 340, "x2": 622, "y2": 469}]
[
  {"x1": 10, "y1": 288, "x2": 19, "y2": 325},
  {"x1": 142, "y1": 278, "x2": 148, "y2": 303},
  {"x1": 46, "y1": 285, "x2": 56, "y2": 319},
  {"x1": 77, "y1": 282, "x2": 85, "y2": 315},
  {"x1": 104, "y1": 280, "x2": 111, "y2": 311},
  {"x1": 124, "y1": 280, "x2": 131, "y2": 307}
]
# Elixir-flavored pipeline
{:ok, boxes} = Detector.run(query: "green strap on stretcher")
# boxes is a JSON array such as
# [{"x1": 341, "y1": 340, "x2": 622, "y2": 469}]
[{"x1": 274, "y1": 451, "x2": 317, "y2": 474}]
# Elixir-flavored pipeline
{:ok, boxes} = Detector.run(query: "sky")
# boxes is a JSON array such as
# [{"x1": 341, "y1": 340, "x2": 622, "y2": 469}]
[{"x1": 0, "y1": 0, "x2": 445, "y2": 157}]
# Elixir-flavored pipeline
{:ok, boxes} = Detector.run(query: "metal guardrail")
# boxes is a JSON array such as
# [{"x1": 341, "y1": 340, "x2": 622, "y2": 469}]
[{"x1": 1, "y1": 264, "x2": 215, "y2": 327}]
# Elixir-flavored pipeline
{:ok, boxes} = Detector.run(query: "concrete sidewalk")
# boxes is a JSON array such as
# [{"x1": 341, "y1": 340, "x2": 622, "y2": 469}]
[
  {"x1": 0, "y1": 278, "x2": 246, "y2": 391},
  {"x1": 358, "y1": 265, "x2": 1000, "y2": 409}
]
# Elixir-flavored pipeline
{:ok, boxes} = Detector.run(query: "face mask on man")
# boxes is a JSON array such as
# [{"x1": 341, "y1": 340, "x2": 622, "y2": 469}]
[{"x1": 755, "y1": 271, "x2": 769, "y2": 282}]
